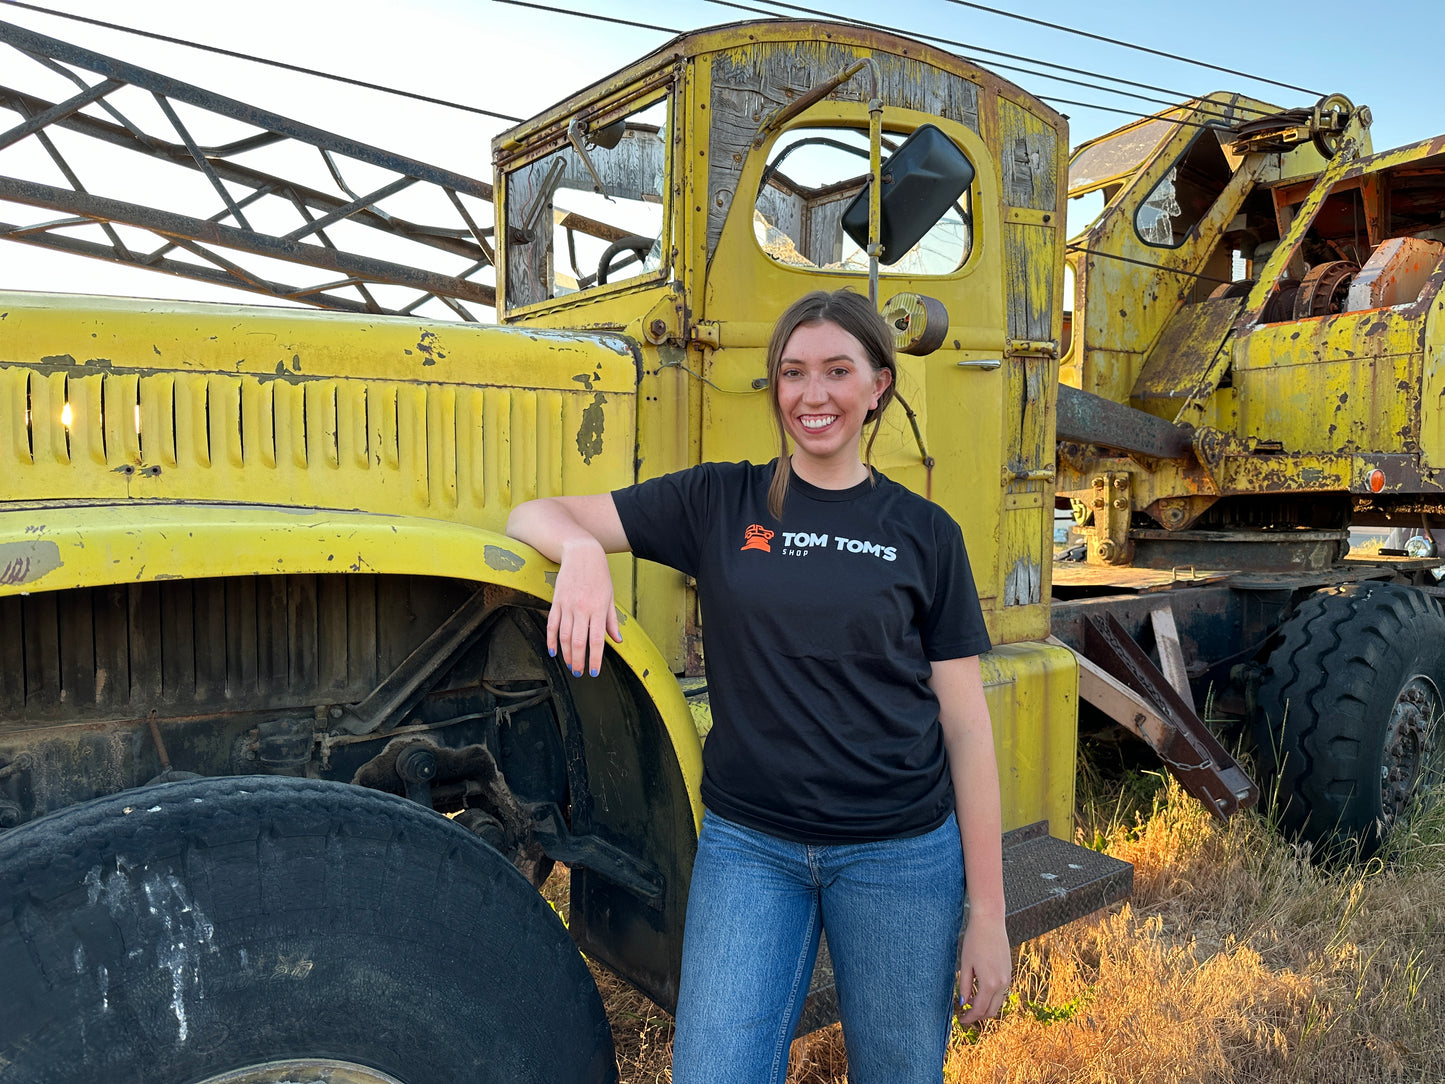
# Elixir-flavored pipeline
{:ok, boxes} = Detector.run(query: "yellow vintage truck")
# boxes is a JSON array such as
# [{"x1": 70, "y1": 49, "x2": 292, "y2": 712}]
[
  {"x1": 0, "y1": 18, "x2": 1129, "y2": 1084},
  {"x1": 1053, "y1": 93, "x2": 1445, "y2": 853}
]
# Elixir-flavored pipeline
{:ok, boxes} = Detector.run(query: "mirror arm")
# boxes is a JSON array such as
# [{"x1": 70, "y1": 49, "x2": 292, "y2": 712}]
[{"x1": 866, "y1": 59, "x2": 883, "y2": 305}]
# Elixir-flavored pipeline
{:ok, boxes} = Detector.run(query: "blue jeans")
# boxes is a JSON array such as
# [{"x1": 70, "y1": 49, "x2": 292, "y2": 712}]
[{"x1": 672, "y1": 810, "x2": 964, "y2": 1084}]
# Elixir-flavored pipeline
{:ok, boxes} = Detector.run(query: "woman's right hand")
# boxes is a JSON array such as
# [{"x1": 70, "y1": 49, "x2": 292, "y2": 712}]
[
  {"x1": 506, "y1": 494, "x2": 629, "y2": 678},
  {"x1": 548, "y1": 537, "x2": 623, "y2": 677}
]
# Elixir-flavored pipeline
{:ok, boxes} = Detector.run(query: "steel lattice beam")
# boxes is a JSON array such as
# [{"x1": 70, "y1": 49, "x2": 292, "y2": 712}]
[{"x1": 0, "y1": 19, "x2": 501, "y2": 317}]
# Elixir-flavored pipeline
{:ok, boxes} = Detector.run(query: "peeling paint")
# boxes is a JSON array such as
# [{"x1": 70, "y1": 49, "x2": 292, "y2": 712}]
[
  {"x1": 576, "y1": 392, "x2": 607, "y2": 465},
  {"x1": 483, "y1": 544, "x2": 525, "y2": 572},
  {"x1": 1005, "y1": 555, "x2": 1042, "y2": 606},
  {"x1": 415, "y1": 329, "x2": 446, "y2": 367},
  {"x1": 0, "y1": 540, "x2": 62, "y2": 586}
]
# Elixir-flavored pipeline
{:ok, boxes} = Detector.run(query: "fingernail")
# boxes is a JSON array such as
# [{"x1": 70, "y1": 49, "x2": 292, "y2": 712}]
[
  {"x1": 548, "y1": 647, "x2": 556, "y2": 657},
  {"x1": 589, "y1": 667, "x2": 599, "y2": 677},
  {"x1": 572, "y1": 668, "x2": 582, "y2": 677}
]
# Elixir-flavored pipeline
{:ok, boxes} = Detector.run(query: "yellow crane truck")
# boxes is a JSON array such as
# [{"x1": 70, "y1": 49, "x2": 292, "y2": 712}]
[
  {"x1": 0, "y1": 18, "x2": 1129, "y2": 1084},
  {"x1": 1053, "y1": 93, "x2": 1445, "y2": 854}
]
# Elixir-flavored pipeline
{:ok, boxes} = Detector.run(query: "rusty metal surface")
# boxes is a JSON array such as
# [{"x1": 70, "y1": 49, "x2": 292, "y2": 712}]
[
  {"x1": 1051, "y1": 562, "x2": 1234, "y2": 594},
  {"x1": 0, "y1": 20, "x2": 497, "y2": 319},
  {"x1": 1057, "y1": 384, "x2": 1195, "y2": 458},
  {"x1": 1130, "y1": 528, "x2": 1346, "y2": 572},
  {"x1": 1129, "y1": 295, "x2": 1244, "y2": 425},
  {"x1": 1080, "y1": 611, "x2": 1258, "y2": 818}
]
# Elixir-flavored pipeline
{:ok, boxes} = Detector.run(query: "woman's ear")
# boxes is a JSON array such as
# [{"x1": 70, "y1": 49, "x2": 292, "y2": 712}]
[{"x1": 871, "y1": 366, "x2": 893, "y2": 410}]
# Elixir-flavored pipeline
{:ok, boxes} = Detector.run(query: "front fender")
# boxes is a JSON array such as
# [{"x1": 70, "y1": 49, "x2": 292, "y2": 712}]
[{"x1": 0, "y1": 502, "x2": 703, "y2": 830}]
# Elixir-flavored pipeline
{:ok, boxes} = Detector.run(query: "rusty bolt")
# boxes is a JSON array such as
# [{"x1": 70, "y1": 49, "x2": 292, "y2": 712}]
[
  {"x1": 1091, "y1": 476, "x2": 1105, "y2": 488},
  {"x1": 1162, "y1": 505, "x2": 1185, "y2": 526},
  {"x1": 650, "y1": 319, "x2": 668, "y2": 338},
  {"x1": 1112, "y1": 476, "x2": 1128, "y2": 489},
  {"x1": 1097, "y1": 540, "x2": 1118, "y2": 561},
  {"x1": 1092, "y1": 498, "x2": 1105, "y2": 509},
  {"x1": 1113, "y1": 498, "x2": 1128, "y2": 510}
]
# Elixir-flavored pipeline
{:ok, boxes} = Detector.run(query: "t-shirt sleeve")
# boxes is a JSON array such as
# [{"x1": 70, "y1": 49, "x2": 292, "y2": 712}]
[
  {"x1": 921, "y1": 514, "x2": 992, "y2": 660},
  {"x1": 611, "y1": 464, "x2": 716, "y2": 577}
]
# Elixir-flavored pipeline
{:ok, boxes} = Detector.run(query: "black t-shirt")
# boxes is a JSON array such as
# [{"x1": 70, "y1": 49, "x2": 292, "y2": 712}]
[{"x1": 613, "y1": 461, "x2": 991, "y2": 844}]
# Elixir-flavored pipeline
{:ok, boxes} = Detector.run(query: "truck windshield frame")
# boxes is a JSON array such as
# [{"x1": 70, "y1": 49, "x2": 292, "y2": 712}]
[{"x1": 501, "y1": 87, "x2": 673, "y2": 313}]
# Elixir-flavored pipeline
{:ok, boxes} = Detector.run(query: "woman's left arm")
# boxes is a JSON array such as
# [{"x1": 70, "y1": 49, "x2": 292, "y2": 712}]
[{"x1": 928, "y1": 654, "x2": 1011, "y2": 1026}]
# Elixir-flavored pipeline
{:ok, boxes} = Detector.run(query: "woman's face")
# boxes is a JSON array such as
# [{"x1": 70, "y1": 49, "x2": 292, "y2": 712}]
[{"x1": 775, "y1": 320, "x2": 891, "y2": 471}]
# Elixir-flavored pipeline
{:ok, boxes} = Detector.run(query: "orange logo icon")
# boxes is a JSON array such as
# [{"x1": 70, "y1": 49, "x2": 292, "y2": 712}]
[{"x1": 741, "y1": 524, "x2": 774, "y2": 553}]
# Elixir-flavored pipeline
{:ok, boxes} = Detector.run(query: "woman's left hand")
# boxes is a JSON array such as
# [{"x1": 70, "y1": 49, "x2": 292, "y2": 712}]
[{"x1": 956, "y1": 911, "x2": 1011, "y2": 1026}]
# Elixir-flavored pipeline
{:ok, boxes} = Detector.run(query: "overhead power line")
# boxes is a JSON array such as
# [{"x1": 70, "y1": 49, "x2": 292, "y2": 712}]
[
  {"x1": 940, "y1": 0, "x2": 1324, "y2": 98},
  {"x1": 490, "y1": 0, "x2": 678, "y2": 33},
  {"x1": 717, "y1": 0, "x2": 1279, "y2": 125},
  {"x1": 0, "y1": 0, "x2": 525, "y2": 122},
  {"x1": 0, "y1": 0, "x2": 1299, "y2": 138}
]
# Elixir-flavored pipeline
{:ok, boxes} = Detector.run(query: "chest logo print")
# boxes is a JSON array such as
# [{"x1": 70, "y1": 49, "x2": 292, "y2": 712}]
[{"x1": 741, "y1": 524, "x2": 774, "y2": 553}]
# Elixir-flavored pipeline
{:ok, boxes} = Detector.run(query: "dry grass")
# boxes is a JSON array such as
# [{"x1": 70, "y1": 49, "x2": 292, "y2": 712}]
[{"x1": 550, "y1": 767, "x2": 1445, "y2": 1083}]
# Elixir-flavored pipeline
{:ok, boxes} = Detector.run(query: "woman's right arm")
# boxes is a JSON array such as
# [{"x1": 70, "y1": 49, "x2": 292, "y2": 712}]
[{"x1": 505, "y1": 495, "x2": 631, "y2": 679}]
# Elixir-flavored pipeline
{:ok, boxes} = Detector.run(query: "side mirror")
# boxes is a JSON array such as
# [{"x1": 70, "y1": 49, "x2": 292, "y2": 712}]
[{"x1": 841, "y1": 125, "x2": 974, "y2": 265}]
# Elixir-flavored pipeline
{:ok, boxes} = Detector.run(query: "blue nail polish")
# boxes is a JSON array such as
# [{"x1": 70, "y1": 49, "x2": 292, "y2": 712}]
[
  {"x1": 572, "y1": 668, "x2": 581, "y2": 677},
  {"x1": 548, "y1": 647, "x2": 556, "y2": 657},
  {"x1": 589, "y1": 667, "x2": 599, "y2": 677}
]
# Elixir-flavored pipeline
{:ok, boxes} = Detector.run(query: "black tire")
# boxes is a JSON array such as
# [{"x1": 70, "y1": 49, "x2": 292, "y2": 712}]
[
  {"x1": 1254, "y1": 582, "x2": 1445, "y2": 853},
  {"x1": 0, "y1": 777, "x2": 616, "y2": 1084}
]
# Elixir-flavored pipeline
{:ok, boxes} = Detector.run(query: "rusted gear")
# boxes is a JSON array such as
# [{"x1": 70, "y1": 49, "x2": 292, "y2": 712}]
[
  {"x1": 1208, "y1": 278, "x2": 1255, "y2": 300},
  {"x1": 1261, "y1": 280, "x2": 1301, "y2": 323},
  {"x1": 1294, "y1": 260, "x2": 1359, "y2": 318}
]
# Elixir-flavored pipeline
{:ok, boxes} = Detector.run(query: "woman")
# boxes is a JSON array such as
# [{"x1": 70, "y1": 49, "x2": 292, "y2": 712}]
[{"x1": 506, "y1": 289, "x2": 1010, "y2": 1083}]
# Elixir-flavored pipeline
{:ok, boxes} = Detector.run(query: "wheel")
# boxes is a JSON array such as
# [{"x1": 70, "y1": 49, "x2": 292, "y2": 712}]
[
  {"x1": 594, "y1": 234, "x2": 654, "y2": 285},
  {"x1": 1254, "y1": 583, "x2": 1445, "y2": 853},
  {"x1": 0, "y1": 777, "x2": 616, "y2": 1084}
]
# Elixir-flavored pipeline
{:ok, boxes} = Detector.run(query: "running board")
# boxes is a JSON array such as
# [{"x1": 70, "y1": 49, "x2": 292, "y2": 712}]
[
  {"x1": 1050, "y1": 610, "x2": 1259, "y2": 819},
  {"x1": 797, "y1": 822, "x2": 1132, "y2": 1035}
]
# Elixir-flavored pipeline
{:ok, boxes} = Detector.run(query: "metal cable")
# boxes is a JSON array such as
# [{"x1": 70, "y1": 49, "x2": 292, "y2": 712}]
[
  {"x1": 0, "y1": 0, "x2": 525, "y2": 122},
  {"x1": 1066, "y1": 244, "x2": 1234, "y2": 285},
  {"x1": 489, "y1": 0, "x2": 678, "y2": 32},
  {"x1": 939, "y1": 0, "x2": 1324, "y2": 98},
  {"x1": 710, "y1": 0, "x2": 1284, "y2": 123},
  {"x1": 1, "y1": 0, "x2": 1291, "y2": 136}
]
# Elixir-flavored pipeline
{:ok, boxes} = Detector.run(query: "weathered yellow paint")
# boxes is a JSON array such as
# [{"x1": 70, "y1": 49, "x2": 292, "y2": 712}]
[
  {"x1": 980, "y1": 641, "x2": 1078, "y2": 841},
  {"x1": 0, "y1": 291, "x2": 637, "y2": 524},
  {"x1": 0, "y1": 502, "x2": 705, "y2": 830},
  {"x1": 1235, "y1": 313, "x2": 1421, "y2": 454}
]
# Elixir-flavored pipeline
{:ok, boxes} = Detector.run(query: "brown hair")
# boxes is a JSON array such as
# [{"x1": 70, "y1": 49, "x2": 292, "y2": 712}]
[{"x1": 764, "y1": 289, "x2": 898, "y2": 521}]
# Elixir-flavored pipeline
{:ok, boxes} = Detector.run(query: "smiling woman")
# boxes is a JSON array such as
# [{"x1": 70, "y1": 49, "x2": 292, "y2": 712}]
[{"x1": 507, "y1": 288, "x2": 1009, "y2": 1084}]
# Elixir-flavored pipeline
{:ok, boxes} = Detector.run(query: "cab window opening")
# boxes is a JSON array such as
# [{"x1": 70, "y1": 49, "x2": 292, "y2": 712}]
[
  {"x1": 754, "y1": 125, "x2": 973, "y2": 276},
  {"x1": 504, "y1": 95, "x2": 670, "y2": 310}
]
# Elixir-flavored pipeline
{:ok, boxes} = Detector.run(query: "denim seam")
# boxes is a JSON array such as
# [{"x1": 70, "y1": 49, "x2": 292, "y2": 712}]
[{"x1": 768, "y1": 899, "x2": 819, "y2": 1083}]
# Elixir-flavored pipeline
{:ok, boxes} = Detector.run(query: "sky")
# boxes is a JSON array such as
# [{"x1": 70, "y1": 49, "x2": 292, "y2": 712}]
[{"x1": 0, "y1": 0, "x2": 1436, "y2": 309}]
